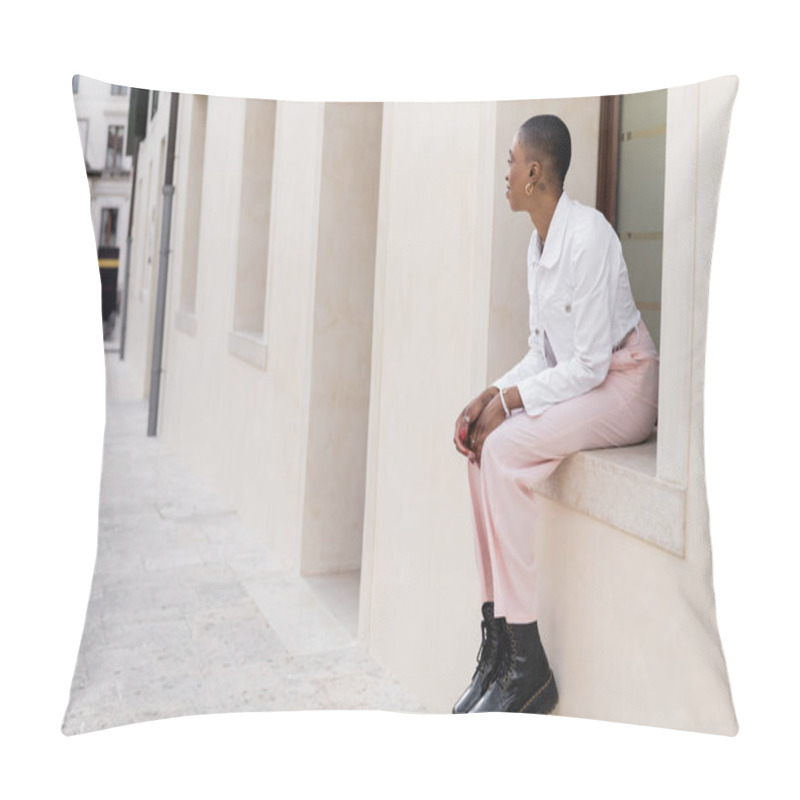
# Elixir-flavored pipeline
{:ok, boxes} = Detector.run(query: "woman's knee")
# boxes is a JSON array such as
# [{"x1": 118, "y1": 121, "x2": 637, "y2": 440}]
[
  {"x1": 483, "y1": 414, "x2": 568, "y2": 469},
  {"x1": 482, "y1": 420, "x2": 529, "y2": 467}
]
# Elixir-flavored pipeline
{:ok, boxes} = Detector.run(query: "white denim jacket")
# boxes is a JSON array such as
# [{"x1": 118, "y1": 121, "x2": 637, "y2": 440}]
[{"x1": 493, "y1": 192, "x2": 641, "y2": 417}]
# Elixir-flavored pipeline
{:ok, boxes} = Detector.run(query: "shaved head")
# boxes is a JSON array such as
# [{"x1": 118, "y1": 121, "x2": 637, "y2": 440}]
[{"x1": 517, "y1": 115, "x2": 572, "y2": 187}]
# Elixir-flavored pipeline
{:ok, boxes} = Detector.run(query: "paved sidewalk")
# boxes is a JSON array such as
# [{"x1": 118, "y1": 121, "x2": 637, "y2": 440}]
[{"x1": 62, "y1": 349, "x2": 423, "y2": 735}]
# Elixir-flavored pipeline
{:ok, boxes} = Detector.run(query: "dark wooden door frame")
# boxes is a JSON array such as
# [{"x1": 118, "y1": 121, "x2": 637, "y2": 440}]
[{"x1": 596, "y1": 95, "x2": 621, "y2": 228}]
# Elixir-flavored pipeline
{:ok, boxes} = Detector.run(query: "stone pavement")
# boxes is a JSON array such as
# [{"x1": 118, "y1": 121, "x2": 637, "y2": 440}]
[{"x1": 62, "y1": 341, "x2": 424, "y2": 735}]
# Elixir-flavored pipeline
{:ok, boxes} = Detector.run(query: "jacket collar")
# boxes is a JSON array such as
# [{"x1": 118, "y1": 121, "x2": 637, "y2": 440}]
[{"x1": 534, "y1": 191, "x2": 570, "y2": 270}]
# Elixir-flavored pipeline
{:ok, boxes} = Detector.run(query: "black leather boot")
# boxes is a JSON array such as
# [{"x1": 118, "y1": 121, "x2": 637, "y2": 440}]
[
  {"x1": 468, "y1": 620, "x2": 558, "y2": 714},
  {"x1": 452, "y1": 602, "x2": 506, "y2": 714}
]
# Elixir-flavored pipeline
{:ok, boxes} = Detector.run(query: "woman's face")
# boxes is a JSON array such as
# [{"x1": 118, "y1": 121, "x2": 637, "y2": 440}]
[{"x1": 505, "y1": 132, "x2": 532, "y2": 212}]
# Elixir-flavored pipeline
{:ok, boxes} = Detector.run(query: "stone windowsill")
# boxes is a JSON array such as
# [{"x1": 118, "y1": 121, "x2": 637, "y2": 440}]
[
  {"x1": 227, "y1": 329, "x2": 268, "y2": 370},
  {"x1": 535, "y1": 433, "x2": 686, "y2": 557}
]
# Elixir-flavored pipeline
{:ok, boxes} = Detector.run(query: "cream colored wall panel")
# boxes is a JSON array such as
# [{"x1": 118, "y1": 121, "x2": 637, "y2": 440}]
[
  {"x1": 301, "y1": 102, "x2": 383, "y2": 575},
  {"x1": 122, "y1": 84, "x2": 736, "y2": 732},
  {"x1": 658, "y1": 85, "x2": 698, "y2": 486},
  {"x1": 535, "y1": 498, "x2": 736, "y2": 733},
  {"x1": 362, "y1": 102, "x2": 492, "y2": 707},
  {"x1": 159, "y1": 99, "x2": 326, "y2": 571}
]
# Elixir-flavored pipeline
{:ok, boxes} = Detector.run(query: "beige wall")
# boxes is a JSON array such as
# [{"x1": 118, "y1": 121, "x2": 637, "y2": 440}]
[
  {"x1": 157, "y1": 98, "x2": 383, "y2": 574},
  {"x1": 159, "y1": 99, "x2": 324, "y2": 569},
  {"x1": 301, "y1": 103, "x2": 383, "y2": 575},
  {"x1": 126, "y1": 83, "x2": 737, "y2": 733},
  {"x1": 535, "y1": 76, "x2": 738, "y2": 732},
  {"x1": 359, "y1": 97, "x2": 604, "y2": 713},
  {"x1": 360, "y1": 84, "x2": 737, "y2": 733},
  {"x1": 360, "y1": 101, "x2": 497, "y2": 706},
  {"x1": 533, "y1": 80, "x2": 737, "y2": 733}
]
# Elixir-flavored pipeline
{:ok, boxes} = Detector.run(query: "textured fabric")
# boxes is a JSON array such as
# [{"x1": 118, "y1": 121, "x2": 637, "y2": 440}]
[
  {"x1": 492, "y1": 192, "x2": 641, "y2": 417},
  {"x1": 471, "y1": 321, "x2": 658, "y2": 623}
]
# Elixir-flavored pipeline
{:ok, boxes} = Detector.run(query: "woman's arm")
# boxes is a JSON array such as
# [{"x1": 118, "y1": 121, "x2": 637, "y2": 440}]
[
  {"x1": 468, "y1": 386, "x2": 522, "y2": 464},
  {"x1": 492, "y1": 347, "x2": 547, "y2": 394},
  {"x1": 453, "y1": 386, "x2": 500, "y2": 458},
  {"x1": 456, "y1": 311, "x2": 540, "y2": 461},
  {"x1": 514, "y1": 236, "x2": 617, "y2": 416}
]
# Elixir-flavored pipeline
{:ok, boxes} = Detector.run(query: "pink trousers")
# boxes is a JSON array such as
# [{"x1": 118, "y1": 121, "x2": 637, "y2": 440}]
[{"x1": 467, "y1": 321, "x2": 659, "y2": 623}]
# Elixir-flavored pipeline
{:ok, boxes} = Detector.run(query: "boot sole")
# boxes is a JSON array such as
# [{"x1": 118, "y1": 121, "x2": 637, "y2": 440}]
[{"x1": 518, "y1": 670, "x2": 558, "y2": 715}]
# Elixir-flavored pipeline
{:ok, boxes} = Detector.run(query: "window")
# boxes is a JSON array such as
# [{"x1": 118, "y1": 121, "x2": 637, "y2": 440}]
[
  {"x1": 72, "y1": 75, "x2": 79, "y2": 94},
  {"x1": 111, "y1": 84, "x2": 128, "y2": 96},
  {"x1": 106, "y1": 125, "x2": 125, "y2": 170},
  {"x1": 228, "y1": 99, "x2": 277, "y2": 369},
  {"x1": 615, "y1": 90, "x2": 666, "y2": 353},
  {"x1": 100, "y1": 208, "x2": 118, "y2": 247},
  {"x1": 151, "y1": 90, "x2": 159, "y2": 119},
  {"x1": 534, "y1": 83, "x2": 731, "y2": 557},
  {"x1": 529, "y1": 92, "x2": 676, "y2": 552},
  {"x1": 597, "y1": 91, "x2": 666, "y2": 352},
  {"x1": 177, "y1": 95, "x2": 208, "y2": 330},
  {"x1": 488, "y1": 96, "x2": 677, "y2": 554}
]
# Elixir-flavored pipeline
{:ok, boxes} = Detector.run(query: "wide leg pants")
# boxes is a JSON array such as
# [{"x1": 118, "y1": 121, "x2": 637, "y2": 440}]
[{"x1": 467, "y1": 321, "x2": 659, "y2": 623}]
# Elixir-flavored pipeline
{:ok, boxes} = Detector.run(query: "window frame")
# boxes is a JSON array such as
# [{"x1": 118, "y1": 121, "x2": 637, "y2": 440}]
[
  {"x1": 535, "y1": 85, "x2": 709, "y2": 558},
  {"x1": 227, "y1": 98, "x2": 277, "y2": 370},
  {"x1": 99, "y1": 207, "x2": 119, "y2": 248},
  {"x1": 106, "y1": 125, "x2": 125, "y2": 171},
  {"x1": 175, "y1": 94, "x2": 209, "y2": 336}
]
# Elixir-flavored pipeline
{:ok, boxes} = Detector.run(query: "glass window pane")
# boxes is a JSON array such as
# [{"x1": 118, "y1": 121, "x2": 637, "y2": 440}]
[
  {"x1": 106, "y1": 125, "x2": 125, "y2": 169},
  {"x1": 100, "y1": 208, "x2": 118, "y2": 247}
]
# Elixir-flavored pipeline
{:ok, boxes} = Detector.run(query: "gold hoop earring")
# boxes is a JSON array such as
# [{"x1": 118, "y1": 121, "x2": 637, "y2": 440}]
[{"x1": 525, "y1": 182, "x2": 534, "y2": 196}]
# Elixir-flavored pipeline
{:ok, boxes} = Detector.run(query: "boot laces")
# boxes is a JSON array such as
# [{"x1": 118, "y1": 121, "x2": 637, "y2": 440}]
[
  {"x1": 475, "y1": 621, "x2": 489, "y2": 673},
  {"x1": 498, "y1": 626, "x2": 517, "y2": 689},
  {"x1": 475, "y1": 620, "x2": 499, "y2": 677}
]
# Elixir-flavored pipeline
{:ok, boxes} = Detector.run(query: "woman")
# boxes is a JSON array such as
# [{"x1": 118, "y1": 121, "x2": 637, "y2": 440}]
[{"x1": 451, "y1": 114, "x2": 659, "y2": 714}]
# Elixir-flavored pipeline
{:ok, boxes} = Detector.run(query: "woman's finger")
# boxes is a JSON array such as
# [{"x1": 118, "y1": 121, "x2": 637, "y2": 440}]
[{"x1": 454, "y1": 414, "x2": 473, "y2": 456}]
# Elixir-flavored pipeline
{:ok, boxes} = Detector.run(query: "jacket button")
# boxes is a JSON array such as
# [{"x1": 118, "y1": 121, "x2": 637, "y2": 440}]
[
  {"x1": 534, "y1": 328, "x2": 540, "y2": 335},
  {"x1": 564, "y1": 304, "x2": 571, "y2": 313}
]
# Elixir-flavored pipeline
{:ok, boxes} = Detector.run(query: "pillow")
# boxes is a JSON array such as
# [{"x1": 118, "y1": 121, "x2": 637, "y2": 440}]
[{"x1": 63, "y1": 74, "x2": 738, "y2": 735}]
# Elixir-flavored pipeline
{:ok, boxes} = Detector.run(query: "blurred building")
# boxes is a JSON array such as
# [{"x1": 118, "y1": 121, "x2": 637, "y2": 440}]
[
  {"x1": 72, "y1": 75, "x2": 133, "y2": 325},
  {"x1": 112, "y1": 80, "x2": 738, "y2": 733}
]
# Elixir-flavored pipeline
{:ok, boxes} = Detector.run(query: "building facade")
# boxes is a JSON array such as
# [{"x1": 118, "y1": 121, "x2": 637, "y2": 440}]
[
  {"x1": 72, "y1": 75, "x2": 133, "y2": 324},
  {"x1": 118, "y1": 79, "x2": 738, "y2": 733}
]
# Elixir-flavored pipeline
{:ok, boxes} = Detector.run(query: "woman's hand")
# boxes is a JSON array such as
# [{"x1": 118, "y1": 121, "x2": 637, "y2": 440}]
[
  {"x1": 469, "y1": 393, "x2": 506, "y2": 465},
  {"x1": 453, "y1": 388, "x2": 498, "y2": 458}
]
